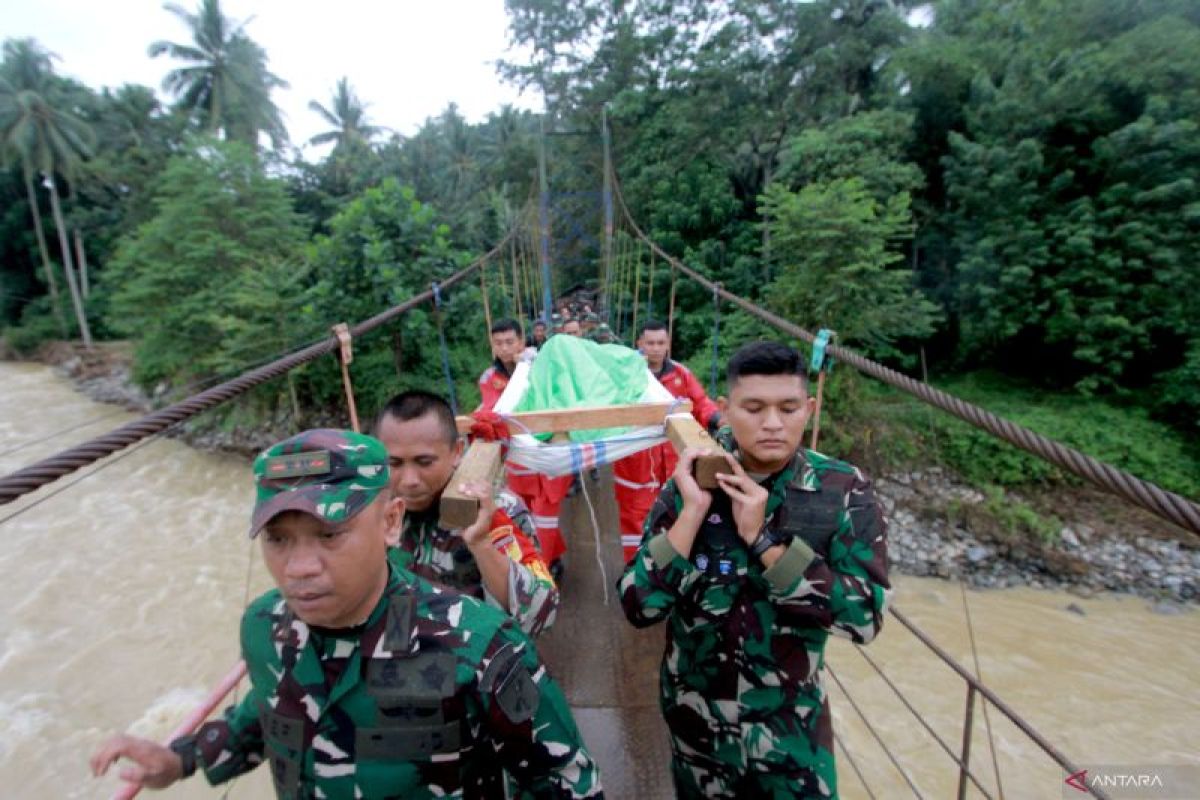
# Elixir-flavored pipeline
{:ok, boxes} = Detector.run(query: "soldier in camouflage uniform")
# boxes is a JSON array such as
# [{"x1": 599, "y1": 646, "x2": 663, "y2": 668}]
[
  {"x1": 618, "y1": 342, "x2": 890, "y2": 799},
  {"x1": 91, "y1": 428, "x2": 601, "y2": 798},
  {"x1": 374, "y1": 390, "x2": 559, "y2": 637},
  {"x1": 586, "y1": 323, "x2": 619, "y2": 345}
]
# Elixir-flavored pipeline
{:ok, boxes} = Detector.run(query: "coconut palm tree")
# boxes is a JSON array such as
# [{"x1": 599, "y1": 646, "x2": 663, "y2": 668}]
[
  {"x1": 0, "y1": 39, "x2": 95, "y2": 344},
  {"x1": 149, "y1": 0, "x2": 288, "y2": 149},
  {"x1": 307, "y1": 77, "x2": 385, "y2": 150},
  {"x1": 1, "y1": 42, "x2": 65, "y2": 334}
]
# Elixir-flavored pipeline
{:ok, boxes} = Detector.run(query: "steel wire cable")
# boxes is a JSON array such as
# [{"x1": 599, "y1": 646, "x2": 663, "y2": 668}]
[
  {"x1": 0, "y1": 329, "x2": 331, "y2": 461},
  {"x1": 609, "y1": 173, "x2": 1200, "y2": 536},
  {"x1": 827, "y1": 664, "x2": 926, "y2": 799},
  {"x1": 853, "y1": 645, "x2": 995, "y2": 799},
  {"x1": 0, "y1": 228, "x2": 517, "y2": 506}
]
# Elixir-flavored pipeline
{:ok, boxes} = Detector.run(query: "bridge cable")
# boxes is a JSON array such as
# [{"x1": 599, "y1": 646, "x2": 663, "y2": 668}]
[
  {"x1": 710, "y1": 282, "x2": 721, "y2": 397},
  {"x1": 431, "y1": 281, "x2": 459, "y2": 416},
  {"x1": 827, "y1": 664, "x2": 926, "y2": 799},
  {"x1": 834, "y1": 730, "x2": 879, "y2": 800},
  {"x1": 667, "y1": 263, "x2": 678, "y2": 348},
  {"x1": 608, "y1": 172, "x2": 1200, "y2": 536},
  {"x1": 960, "y1": 582, "x2": 1005, "y2": 799},
  {"x1": 852, "y1": 645, "x2": 996, "y2": 799},
  {"x1": 0, "y1": 228, "x2": 518, "y2": 506}
]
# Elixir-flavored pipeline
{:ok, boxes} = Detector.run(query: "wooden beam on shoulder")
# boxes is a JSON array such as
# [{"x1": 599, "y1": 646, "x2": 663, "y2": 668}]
[
  {"x1": 455, "y1": 400, "x2": 693, "y2": 436},
  {"x1": 664, "y1": 416, "x2": 732, "y2": 489},
  {"x1": 439, "y1": 441, "x2": 503, "y2": 529}
]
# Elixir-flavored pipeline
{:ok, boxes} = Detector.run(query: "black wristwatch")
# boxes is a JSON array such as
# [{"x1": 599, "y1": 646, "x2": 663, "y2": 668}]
[
  {"x1": 749, "y1": 523, "x2": 792, "y2": 558},
  {"x1": 168, "y1": 734, "x2": 198, "y2": 778}
]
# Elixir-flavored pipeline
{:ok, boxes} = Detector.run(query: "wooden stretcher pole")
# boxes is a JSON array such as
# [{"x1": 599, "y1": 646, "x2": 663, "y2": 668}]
[
  {"x1": 664, "y1": 416, "x2": 732, "y2": 489},
  {"x1": 439, "y1": 441, "x2": 503, "y2": 528},
  {"x1": 455, "y1": 400, "x2": 693, "y2": 436}
]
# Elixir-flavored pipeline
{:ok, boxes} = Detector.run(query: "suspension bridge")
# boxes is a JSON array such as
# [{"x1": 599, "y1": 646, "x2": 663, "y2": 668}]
[{"x1": 1, "y1": 125, "x2": 1198, "y2": 800}]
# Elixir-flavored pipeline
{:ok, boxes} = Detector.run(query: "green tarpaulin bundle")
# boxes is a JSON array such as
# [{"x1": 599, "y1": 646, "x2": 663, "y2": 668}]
[{"x1": 513, "y1": 335, "x2": 649, "y2": 442}]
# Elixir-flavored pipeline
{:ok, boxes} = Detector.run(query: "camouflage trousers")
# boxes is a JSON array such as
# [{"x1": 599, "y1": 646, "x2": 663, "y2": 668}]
[{"x1": 664, "y1": 690, "x2": 838, "y2": 799}]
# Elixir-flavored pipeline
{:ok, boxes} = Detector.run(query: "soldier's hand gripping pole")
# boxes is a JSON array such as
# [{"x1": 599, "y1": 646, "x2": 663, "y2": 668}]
[{"x1": 665, "y1": 416, "x2": 733, "y2": 489}]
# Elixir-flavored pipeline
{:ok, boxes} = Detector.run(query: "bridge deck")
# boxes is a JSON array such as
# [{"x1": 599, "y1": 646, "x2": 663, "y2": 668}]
[{"x1": 536, "y1": 466, "x2": 675, "y2": 799}]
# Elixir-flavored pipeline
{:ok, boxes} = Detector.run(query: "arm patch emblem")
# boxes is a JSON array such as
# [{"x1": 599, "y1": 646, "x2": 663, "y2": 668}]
[{"x1": 481, "y1": 642, "x2": 539, "y2": 724}]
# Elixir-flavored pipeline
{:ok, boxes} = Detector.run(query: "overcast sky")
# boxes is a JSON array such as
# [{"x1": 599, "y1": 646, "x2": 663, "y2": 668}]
[{"x1": 6, "y1": 0, "x2": 541, "y2": 155}]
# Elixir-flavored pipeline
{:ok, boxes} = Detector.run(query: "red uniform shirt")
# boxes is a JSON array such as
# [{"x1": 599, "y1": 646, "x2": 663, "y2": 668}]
[
  {"x1": 654, "y1": 359, "x2": 721, "y2": 430},
  {"x1": 477, "y1": 358, "x2": 512, "y2": 412}
]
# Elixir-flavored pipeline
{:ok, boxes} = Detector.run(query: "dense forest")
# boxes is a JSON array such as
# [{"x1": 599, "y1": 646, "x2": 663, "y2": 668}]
[{"x1": 2, "y1": 0, "x2": 1197, "y2": 500}]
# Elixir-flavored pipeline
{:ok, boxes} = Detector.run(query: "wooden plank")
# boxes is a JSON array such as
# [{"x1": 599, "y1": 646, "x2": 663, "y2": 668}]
[
  {"x1": 664, "y1": 416, "x2": 733, "y2": 489},
  {"x1": 455, "y1": 400, "x2": 693, "y2": 435},
  {"x1": 439, "y1": 441, "x2": 503, "y2": 529}
]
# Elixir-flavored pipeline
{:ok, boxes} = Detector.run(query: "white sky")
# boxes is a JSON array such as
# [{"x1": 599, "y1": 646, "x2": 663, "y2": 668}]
[{"x1": 4, "y1": 0, "x2": 541, "y2": 157}]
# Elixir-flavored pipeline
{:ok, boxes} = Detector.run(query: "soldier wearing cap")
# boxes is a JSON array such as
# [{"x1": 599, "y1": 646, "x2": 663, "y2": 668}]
[
  {"x1": 90, "y1": 429, "x2": 603, "y2": 798},
  {"x1": 586, "y1": 322, "x2": 618, "y2": 345},
  {"x1": 374, "y1": 390, "x2": 559, "y2": 637}
]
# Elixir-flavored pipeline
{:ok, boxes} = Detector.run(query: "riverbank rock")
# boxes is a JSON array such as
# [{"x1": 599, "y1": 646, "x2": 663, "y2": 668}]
[{"x1": 878, "y1": 470, "x2": 1199, "y2": 604}]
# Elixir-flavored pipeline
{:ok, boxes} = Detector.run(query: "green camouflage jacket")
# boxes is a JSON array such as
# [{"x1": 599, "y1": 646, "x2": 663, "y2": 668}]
[
  {"x1": 617, "y1": 440, "x2": 889, "y2": 796},
  {"x1": 193, "y1": 567, "x2": 601, "y2": 799},
  {"x1": 391, "y1": 487, "x2": 559, "y2": 637}
]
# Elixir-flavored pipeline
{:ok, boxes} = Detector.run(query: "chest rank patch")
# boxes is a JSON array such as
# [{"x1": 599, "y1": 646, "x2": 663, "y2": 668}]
[{"x1": 264, "y1": 451, "x2": 332, "y2": 478}]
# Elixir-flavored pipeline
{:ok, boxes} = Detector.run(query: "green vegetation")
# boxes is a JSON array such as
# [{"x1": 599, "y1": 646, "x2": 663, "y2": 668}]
[
  {"x1": 1, "y1": 0, "x2": 1195, "y2": 492},
  {"x1": 849, "y1": 371, "x2": 1200, "y2": 500},
  {"x1": 947, "y1": 485, "x2": 1063, "y2": 547}
]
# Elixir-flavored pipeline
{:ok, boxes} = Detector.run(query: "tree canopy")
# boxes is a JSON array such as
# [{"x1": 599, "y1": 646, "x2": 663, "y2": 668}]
[{"x1": 2, "y1": 0, "x2": 1197, "y2": 442}]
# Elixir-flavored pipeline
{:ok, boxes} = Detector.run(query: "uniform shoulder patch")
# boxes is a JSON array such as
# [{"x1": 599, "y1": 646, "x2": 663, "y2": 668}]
[{"x1": 481, "y1": 642, "x2": 539, "y2": 724}]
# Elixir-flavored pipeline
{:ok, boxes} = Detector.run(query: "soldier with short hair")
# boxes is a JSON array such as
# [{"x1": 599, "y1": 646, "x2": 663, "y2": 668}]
[
  {"x1": 618, "y1": 342, "x2": 890, "y2": 799},
  {"x1": 529, "y1": 319, "x2": 549, "y2": 349},
  {"x1": 91, "y1": 429, "x2": 602, "y2": 798},
  {"x1": 374, "y1": 390, "x2": 559, "y2": 637}
]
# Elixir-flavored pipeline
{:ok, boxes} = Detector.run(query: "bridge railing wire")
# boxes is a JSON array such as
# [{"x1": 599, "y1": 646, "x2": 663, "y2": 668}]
[
  {"x1": 0, "y1": 228, "x2": 517, "y2": 507},
  {"x1": 608, "y1": 172, "x2": 1200, "y2": 537}
]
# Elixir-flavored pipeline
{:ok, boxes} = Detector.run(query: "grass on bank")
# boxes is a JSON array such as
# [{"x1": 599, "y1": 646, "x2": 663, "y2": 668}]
[{"x1": 816, "y1": 370, "x2": 1199, "y2": 546}]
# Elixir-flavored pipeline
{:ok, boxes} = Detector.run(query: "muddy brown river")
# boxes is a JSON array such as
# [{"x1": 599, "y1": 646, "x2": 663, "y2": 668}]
[{"x1": 0, "y1": 362, "x2": 1196, "y2": 798}]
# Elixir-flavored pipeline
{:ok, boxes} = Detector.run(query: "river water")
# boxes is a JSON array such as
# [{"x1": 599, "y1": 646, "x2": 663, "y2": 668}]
[{"x1": 0, "y1": 361, "x2": 1196, "y2": 799}]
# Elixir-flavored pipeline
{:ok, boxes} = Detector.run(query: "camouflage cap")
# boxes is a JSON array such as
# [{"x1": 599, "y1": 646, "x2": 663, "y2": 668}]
[{"x1": 249, "y1": 428, "x2": 389, "y2": 538}]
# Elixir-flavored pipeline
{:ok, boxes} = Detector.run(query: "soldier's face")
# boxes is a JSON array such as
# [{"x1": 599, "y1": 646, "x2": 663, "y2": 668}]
[
  {"x1": 376, "y1": 412, "x2": 463, "y2": 512},
  {"x1": 562, "y1": 321, "x2": 582, "y2": 337},
  {"x1": 260, "y1": 496, "x2": 403, "y2": 628},
  {"x1": 637, "y1": 329, "x2": 670, "y2": 367},
  {"x1": 533, "y1": 324, "x2": 547, "y2": 343},
  {"x1": 723, "y1": 374, "x2": 814, "y2": 472},
  {"x1": 491, "y1": 331, "x2": 522, "y2": 366}
]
